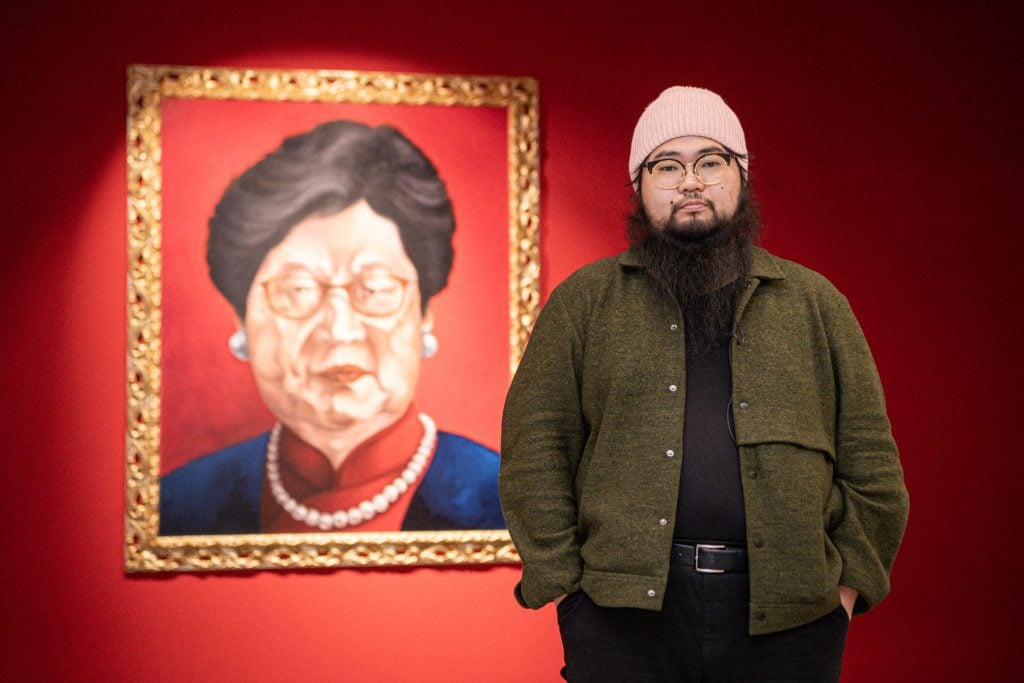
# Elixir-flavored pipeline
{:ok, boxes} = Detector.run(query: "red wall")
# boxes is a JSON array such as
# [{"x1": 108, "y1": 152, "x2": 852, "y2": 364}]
[{"x1": 3, "y1": 2, "x2": 1019, "y2": 680}]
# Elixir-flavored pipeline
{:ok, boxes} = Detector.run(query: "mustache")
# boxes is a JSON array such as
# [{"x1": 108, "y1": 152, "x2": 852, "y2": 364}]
[{"x1": 672, "y1": 193, "x2": 712, "y2": 212}]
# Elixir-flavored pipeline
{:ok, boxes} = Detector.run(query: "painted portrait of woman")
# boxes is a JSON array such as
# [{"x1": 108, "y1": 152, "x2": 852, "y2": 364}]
[{"x1": 158, "y1": 120, "x2": 504, "y2": 534}]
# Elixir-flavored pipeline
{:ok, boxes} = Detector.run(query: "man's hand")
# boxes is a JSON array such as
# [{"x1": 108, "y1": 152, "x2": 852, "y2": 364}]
[{"x1": 838, "y1": 585, "x2": 859, "y2": 620}]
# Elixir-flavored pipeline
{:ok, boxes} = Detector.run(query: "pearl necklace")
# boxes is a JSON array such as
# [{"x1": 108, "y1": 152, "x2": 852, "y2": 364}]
[{"x1": 265, "y1": 413, "x2": 437, "y2": 531}]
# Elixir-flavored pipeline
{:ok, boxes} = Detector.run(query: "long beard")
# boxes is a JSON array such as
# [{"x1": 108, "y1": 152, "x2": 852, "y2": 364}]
[{"x1": 627, "y1": 188, "x2": 761, "y2": 356}]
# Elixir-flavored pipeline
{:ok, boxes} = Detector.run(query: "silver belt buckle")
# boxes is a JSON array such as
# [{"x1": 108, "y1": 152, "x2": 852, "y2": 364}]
[{"x1": 694, "y1": 544, "x2": 725, "y2": 573}]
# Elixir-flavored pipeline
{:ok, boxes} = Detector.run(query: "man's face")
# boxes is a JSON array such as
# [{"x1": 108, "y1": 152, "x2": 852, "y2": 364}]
[
  {"x1": 244, "y1": 200, "x2": 426, "y2": 452},
  {"x1": 639, "y1": 135, "x2": 742, "y2": 234}
]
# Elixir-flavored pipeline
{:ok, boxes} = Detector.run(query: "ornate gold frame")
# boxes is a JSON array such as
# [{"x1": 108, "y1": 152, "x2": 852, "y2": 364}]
[{"x1": 125, "y1": 65, "x2": 539, "y2": 572}]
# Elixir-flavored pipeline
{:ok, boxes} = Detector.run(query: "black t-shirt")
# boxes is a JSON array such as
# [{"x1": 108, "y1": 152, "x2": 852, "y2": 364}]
[{"x1": 673, "y1": 336, "x2": 747, "y2": 544}]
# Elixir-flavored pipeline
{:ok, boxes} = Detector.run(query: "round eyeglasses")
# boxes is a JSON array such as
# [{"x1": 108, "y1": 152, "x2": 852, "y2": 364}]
[
  {"x1": 644, "y1": 153, "x2": 737, "y2": 189},
  {"x1": 261, "y1": 269, "x2": 409, "y2": 320}
]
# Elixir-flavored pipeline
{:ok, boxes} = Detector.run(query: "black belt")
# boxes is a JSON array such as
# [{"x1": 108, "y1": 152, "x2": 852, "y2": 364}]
[{"x1": 670, "y1": 542, "x2": 748, "y2": 573}]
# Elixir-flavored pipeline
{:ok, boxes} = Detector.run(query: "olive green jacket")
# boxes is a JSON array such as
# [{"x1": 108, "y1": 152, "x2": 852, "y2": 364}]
[{"x1": 500, "y1": 246, "x2": 909, "y2": 635}]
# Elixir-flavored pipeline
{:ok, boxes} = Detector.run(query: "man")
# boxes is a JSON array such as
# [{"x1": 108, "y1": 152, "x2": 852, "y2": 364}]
[{"x1": 499, "y1": 86, "x2": 909, "y2": 681}]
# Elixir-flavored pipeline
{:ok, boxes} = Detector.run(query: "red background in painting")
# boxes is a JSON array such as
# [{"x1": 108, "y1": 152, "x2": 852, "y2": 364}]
[
  {"x1": 159, "y1": 98, "x2": 509, "y2": 471},
  {"x1": 2, "y1": 2, "x2": 1020, "y2": 681}
]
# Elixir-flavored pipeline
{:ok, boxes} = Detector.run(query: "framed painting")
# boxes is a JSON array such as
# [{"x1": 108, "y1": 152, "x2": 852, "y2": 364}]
[{"x1": 125, "y1": 65, "x2": 539, "y2": 571}]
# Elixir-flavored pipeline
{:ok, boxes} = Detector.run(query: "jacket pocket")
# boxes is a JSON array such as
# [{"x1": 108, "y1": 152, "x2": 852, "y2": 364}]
[{"x1": 743, "y1": 441, "x2": 839, "y2": 606}]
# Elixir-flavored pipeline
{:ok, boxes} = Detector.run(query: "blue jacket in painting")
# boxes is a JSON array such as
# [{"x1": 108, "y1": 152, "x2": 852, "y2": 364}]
[{"x1": 159, "y1": 431, "x2": 504, "y2": 535}]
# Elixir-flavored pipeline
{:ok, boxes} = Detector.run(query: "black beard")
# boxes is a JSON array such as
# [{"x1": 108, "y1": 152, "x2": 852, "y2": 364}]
[{"x1": 627, "y1": 187, "x2": 762, "y2": 357}]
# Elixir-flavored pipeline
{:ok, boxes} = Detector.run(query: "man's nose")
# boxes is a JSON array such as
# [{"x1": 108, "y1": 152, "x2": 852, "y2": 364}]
[
  {"x1": 322, "y1": 288, "x2": 366, "y2": 343},
  {"x1": 678, "y1": 165, "x2": 704, "y2": 192}
]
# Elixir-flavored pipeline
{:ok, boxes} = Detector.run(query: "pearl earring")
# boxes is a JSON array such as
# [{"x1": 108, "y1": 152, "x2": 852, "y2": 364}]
[
  {"x1": 228, "y1": 329, "x2": 249, "y2": 361},
  {"x1": 422, "y1": 331, "x2": 438, "y2": 359}
]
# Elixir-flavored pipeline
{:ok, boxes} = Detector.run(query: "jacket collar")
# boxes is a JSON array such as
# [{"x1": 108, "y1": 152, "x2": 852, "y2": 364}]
[{"x1": 617, "y1": 244, "x2": 786, "y2": 282}]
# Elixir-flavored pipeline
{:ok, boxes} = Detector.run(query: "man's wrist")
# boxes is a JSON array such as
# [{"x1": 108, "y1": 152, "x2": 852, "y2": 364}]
[{"x1": 838, "y1": 584, "x2": 859, "y2": 619}]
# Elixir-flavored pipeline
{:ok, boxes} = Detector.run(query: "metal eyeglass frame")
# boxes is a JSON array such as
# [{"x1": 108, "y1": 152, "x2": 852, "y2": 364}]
[
  {"x1": 260, "y1": 274, "x2": 410, "y2": 320},
  {"x1": 643, "y1": 152, "x2": 738, "y2": 189}
]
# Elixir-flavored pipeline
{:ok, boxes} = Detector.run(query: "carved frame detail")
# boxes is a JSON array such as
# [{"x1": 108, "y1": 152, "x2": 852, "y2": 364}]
[{"x1": 125, "y1": 65, "x2": 539, "y2": 572}]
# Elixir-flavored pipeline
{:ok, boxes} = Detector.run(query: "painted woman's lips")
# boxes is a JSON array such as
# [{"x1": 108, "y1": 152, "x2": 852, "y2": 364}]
[{"x1": 317, "y1": 364, "x2": 368, "y2": 384}]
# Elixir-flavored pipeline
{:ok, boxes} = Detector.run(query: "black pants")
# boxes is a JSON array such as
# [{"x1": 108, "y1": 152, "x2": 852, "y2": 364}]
[{"x1": 557, "y1": 566, "x2": 848, "y2": 682}]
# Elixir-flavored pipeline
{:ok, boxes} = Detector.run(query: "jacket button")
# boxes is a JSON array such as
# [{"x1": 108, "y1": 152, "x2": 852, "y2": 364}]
[
  {"x1": 670, "y1": 323, "x2": 678, "y2": 331},
  {"x1": 753, "y1": 538, "x2": 764, "y2": 549},
  {"x1": 647, "y1": 589, "x2": 656, "y2": 597},
  {"x1": 666, "y1": 450, "x2": 675, "y2": 457},
  {"x1": 669, "y1": 384, "x2": 678, "y2": 392},
  {"x1": 659, "y1": 518, "x2": 668, "y2": 526},
  {"x1": 756, "y1": 611, "x2": 766, "y2": 621},
  {"x1": 747, "y1": 469, "x2": 757, "y2": 479},
  {"x1": 739, "y1": 401, "x2": 749, "y2": 409}
]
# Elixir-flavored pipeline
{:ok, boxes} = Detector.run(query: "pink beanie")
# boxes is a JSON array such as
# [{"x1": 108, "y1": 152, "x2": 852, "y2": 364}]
[{"x1": 629, "y1": 86, "x2": 748, "y2": 186}]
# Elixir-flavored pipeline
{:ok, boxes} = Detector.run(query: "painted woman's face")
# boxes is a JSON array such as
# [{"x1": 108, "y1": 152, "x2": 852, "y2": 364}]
[{"x1": 244, "y1": 200, "x2": 428, "y2": 460}]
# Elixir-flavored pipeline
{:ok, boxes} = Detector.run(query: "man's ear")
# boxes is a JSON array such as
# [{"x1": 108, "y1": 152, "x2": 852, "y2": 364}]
[{"x1": 422, "y1": 306, "x2": 434, "y2": 333}]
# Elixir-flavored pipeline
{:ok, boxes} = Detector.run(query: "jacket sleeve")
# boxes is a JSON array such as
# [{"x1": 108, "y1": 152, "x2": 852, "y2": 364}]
[
  {"x1": 500, "y1": 286, "x2": 586, "y2": 608},
  {"x1": 826, "y1": 293, "x2": 910, "y2": 613}
]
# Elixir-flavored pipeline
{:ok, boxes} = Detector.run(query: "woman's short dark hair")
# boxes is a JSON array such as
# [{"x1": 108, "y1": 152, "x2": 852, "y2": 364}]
[{"x1": 207, "y1": 120, "x2": 455, "y2": 320}]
